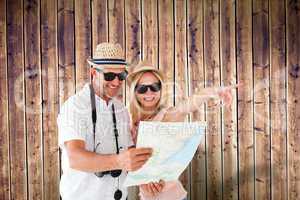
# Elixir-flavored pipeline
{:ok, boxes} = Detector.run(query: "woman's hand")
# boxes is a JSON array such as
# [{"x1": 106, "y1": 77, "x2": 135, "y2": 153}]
[
  {"x1": 215, "y1": 83, "x2": 242, "y2": 107},
  {"x1": 140, "y1": 180, "x2": 165, "y2": 196},
  {"x1": 130, "y1": 126, "x2": 138, "y2": 145},
  {"x1": 192, "y1": 83, "x2": 242, "y2": 107}
]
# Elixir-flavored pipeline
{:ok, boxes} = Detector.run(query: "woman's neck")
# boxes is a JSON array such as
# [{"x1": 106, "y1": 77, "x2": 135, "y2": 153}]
[{"x1": 140, "y1": 107, "x2": 160, "y2": 121}]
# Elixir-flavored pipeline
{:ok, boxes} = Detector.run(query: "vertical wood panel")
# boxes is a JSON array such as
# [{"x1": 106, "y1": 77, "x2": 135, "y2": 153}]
[
  {"x1": 204, "y1": 0, "x2": 222, "y2": 199},
  {"x1": 108, "y1": 0, "x2": 125, "y2": 101},
  {"x1": 142, "y1": 0, "x2": 158, "y2": 66},
  {"x1": 236, "y1": 0, "x2": 255, "y2": 199},
  {"x1": 188, "y1": 0, "x2": 207, "y2": 199},
  {"x1": 270, "y1": 0, "x2": 287, "y2": 199},
  {"x1": 175, "y1": 0, "x2": 190, "y2": 196},
  {"x1": 125, "y1": 0, "x2": 141, "y2": 198},
  {"x1": 0, "y1": 0, "x2": 10, "y2": 199},
  {"x1": 158, "y1": 0, "x2": 174, "y2": 107},
  {"x1": 41, "y1": 0, "x2": 60, "y2": 199},
  {"x1": 125, "y1": 0, "x2": 141, "y2": 66},
  {"x1": 7, "y1": 0, "x2": 27, "y2": 199},
  {"x1": 58, "y1": 0, "x2": 75, "y2": 104},
  {"x1": 108, "y1": 0, "x2": 124, "y2": 45},
  {"x1": 252, "y1": 0, "x2": 271, "y2": 199},
  {"x1": 24, "y1": 0, "x2": 43, "y2": 199},
  {"x1": 75, "y1": 0, "x2": 91, "y2": 90},
  {"x1": 92, "y1": 0, "x2": 108, "y2": 50},
  {"x1": 175, "y1": 0, "x2": 188, "y2": 118},
  {"x1": 220, "y1": 0, "x2": 238, "y2": 199},
  {"x1": 287, "y1": 0, "x2": 300, "y2": 199}
]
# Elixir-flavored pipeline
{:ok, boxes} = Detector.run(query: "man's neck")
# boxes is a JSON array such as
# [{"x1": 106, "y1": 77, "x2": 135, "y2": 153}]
[{"x1": 91, "y1": 83, "x2": 111, "y2": 105}]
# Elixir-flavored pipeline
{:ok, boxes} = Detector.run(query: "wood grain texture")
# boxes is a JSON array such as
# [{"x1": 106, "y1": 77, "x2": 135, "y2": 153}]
[
  {"x1": 24, "y1": 0, "x2": 43, "y2": 199},
  {"x1": 108, "y1": 0, "x2": 124, "y2": 45},
  {"x1": 142, "y1": 0, "x2": 158, "y2": 66},
  {"x1": 0, "y1": 0, "x2": 10, "y2": 199},
  {"x1": 108, "y1": 0, "x2": 125, "y2": 102},
  {"x1": 125, "y1": 0, "x2": 141, "y2": 198},
  {"x1": 188, "y1": 0, "x2": 207, "y2": 199},
  {"x1": 7, "y1": 0, "x2": 27, "y2": 199},
  {"x1": 75, "y1": 0, "x2": 91, "y2": 90},
  {"x1": 58, "y1": 0, "x2": 75, "y2": 104},
  {"x1": 236, "y1": 0, "x2": 255, "y2": 199},
  {"x1": 204, "y1": 0, "x2": 222, "y2": 199},
  {"x1": 270, "y1": 0, "x2": 287, "y2": 199},
  {"x1": 253, "y1": 0, "x2": 271, "y2": 199},
  {"x1": 220, "y1": 0, "x2": 238, "y2": 199},
  {"x1": 175, "y1": 0, "x2": 190, "y2": 196},
  {"x1": 287, "y1": 0, "x2": 300, "y2": 199},
  {"x1": 41, "y1": 0, "x2": 60, "y2": 199},
  {"x1": 158, "y1": 0, "x2": 174, "y2": 107},
  {"x1": 92, "y1": 0, "x2": 108, "y2": 49},
  {"x1": 125, "y1": 0, "x2": 141, "y2": 66}
]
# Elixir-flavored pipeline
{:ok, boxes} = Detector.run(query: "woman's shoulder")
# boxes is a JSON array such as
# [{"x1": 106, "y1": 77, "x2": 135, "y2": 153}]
[
  {"x1": 152, "y1": 106, "x2": 173, "y2": 121},
  {"x1": 161, "y1": 105, "x2": 187, "y2": 122}
]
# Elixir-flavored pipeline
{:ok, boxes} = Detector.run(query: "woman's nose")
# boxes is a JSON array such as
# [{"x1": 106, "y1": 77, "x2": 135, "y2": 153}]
[{"x1": 145, "y1": 87, "x2": 152, "y2": 94}]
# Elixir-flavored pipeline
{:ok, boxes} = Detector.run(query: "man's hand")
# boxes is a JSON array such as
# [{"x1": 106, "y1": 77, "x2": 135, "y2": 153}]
[
  {"x1": 117, "y1": 147, "x2": 152, "y2": 171},
  {"x1": 140, "y1": 180, "x2": 165, "y2": 196}
]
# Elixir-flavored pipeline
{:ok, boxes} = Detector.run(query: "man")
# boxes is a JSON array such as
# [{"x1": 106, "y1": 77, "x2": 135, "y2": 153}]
[{"x1": 57, "y1": 43, "x2": 152, "y2": 200}]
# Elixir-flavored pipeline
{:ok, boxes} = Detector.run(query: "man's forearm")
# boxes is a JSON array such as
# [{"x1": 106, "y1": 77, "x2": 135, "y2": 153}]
[{"x1": 68, "y1": 148, "x2": 121, "y2": 172}]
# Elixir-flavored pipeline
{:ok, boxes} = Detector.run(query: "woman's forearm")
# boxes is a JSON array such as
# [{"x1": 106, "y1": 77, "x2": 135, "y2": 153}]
[
  {"x1": 162, "y1": 84, "x2": 238, "y2": 122},
  {"x1": 175, "y1": 87, "x2": 219, "y2": 114}
]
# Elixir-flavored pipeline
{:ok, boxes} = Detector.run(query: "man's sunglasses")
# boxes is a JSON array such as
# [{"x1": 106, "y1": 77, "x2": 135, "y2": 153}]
[
  {"x1": 94, "y1": 68, "x2": 128, "y2": 81},
  {"x1": 135, "y1": 82, "x2": 162, "y2": 94}
]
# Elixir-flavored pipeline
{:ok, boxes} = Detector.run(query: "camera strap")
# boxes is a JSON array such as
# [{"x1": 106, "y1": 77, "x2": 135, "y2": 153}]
[
  {"x1": 89, "y1": 84, "x2": 97, "y2": 151},
  {"x1": 89, "y1": 84, "x2": 119, "y2": 154}
]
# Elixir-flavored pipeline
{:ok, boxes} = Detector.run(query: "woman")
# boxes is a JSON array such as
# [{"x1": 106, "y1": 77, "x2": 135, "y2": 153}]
[{"x1": 127, "y1": 61, "x2": 239, "y2": 200}]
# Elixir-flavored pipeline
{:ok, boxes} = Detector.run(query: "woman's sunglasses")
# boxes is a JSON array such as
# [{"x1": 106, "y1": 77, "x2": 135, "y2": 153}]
[
  {"x1": 94, "y1": 68, "x2": 128, "y2": 81},
  {"x1": 135, "y1": 82, "x2": 162, "y2": 94}
]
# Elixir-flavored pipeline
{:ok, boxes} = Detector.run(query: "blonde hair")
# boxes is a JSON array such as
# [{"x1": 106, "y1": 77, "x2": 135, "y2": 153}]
[{"x1": 129, "y1": 70, "x2": 167, "y2": 124}]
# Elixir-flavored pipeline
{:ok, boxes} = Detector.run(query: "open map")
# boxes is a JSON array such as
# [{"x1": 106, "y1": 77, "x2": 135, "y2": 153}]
[{"x1": 123, "y1": 121, "x2": 206, "y2": 187}]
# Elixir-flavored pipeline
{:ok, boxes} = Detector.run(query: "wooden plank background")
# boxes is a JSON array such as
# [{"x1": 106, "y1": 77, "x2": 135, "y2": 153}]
[{"x1": 0, "y1": 0, "x2": 299, "y2": 200}]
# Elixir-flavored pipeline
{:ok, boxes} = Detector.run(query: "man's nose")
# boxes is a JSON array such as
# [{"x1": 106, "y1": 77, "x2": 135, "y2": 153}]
[{"x1": 110, "y1": 76, "x2": 122, "y2": 86}]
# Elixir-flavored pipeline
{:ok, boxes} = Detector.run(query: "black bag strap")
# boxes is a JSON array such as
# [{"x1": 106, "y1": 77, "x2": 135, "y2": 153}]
[
  {"x1": 111, "y1": 104, "x2": 120, "y2": 154},
  {"x1": 90, "y1": 84, "x2": 120, "y2": 154},
  {"x1": 89, "y1": 84, "x2": 97, "y2": 151}
]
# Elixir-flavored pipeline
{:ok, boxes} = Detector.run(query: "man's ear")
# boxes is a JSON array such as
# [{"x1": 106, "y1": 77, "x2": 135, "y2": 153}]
[{"x1": 90, "y1": 68, "x2": 96, "y2": 78}]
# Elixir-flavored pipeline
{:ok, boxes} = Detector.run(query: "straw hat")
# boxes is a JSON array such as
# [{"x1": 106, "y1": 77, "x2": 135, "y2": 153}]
[
  {"x1": 127, "y1": 60, "x2": 164, "y2": 85},
  {"x1": 87, "y1": 42, "x2": 127, "y2": 68}
]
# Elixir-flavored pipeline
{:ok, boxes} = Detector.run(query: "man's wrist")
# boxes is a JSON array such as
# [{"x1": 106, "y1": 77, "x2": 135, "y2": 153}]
[{"x1": 114, "y1": 153, "x2": 123, "y2": 170}]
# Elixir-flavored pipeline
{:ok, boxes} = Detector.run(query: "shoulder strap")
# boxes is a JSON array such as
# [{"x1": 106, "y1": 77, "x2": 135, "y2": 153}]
[
  {"x1": 89, "y1": 84, "x2": 97, "y2": 124},
  {"x1": 89, "y1": 84, "x2": 97, "y2": 151},
  {"x1": 111, "y1": 104, "x2": 120, "y2": 154}
]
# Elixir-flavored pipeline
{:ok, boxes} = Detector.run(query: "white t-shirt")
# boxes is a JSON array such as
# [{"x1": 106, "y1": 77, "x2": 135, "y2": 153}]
[{"x1": 57, "y1": 83, "x2": 134, "y2": 200}]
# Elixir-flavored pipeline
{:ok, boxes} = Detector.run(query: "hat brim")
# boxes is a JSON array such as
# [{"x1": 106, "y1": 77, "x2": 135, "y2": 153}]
[
  {"x1": 127, "y1": 66, "x2": 164, "y2": 86},
  {"x1": 87, "y1": 58, "x2": 127, "y2": 67}
]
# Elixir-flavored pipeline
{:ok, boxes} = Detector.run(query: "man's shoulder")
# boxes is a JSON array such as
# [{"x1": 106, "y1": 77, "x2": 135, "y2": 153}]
[{"x1": 60, "y1": 84, "x2": 90, "y2": 114}]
